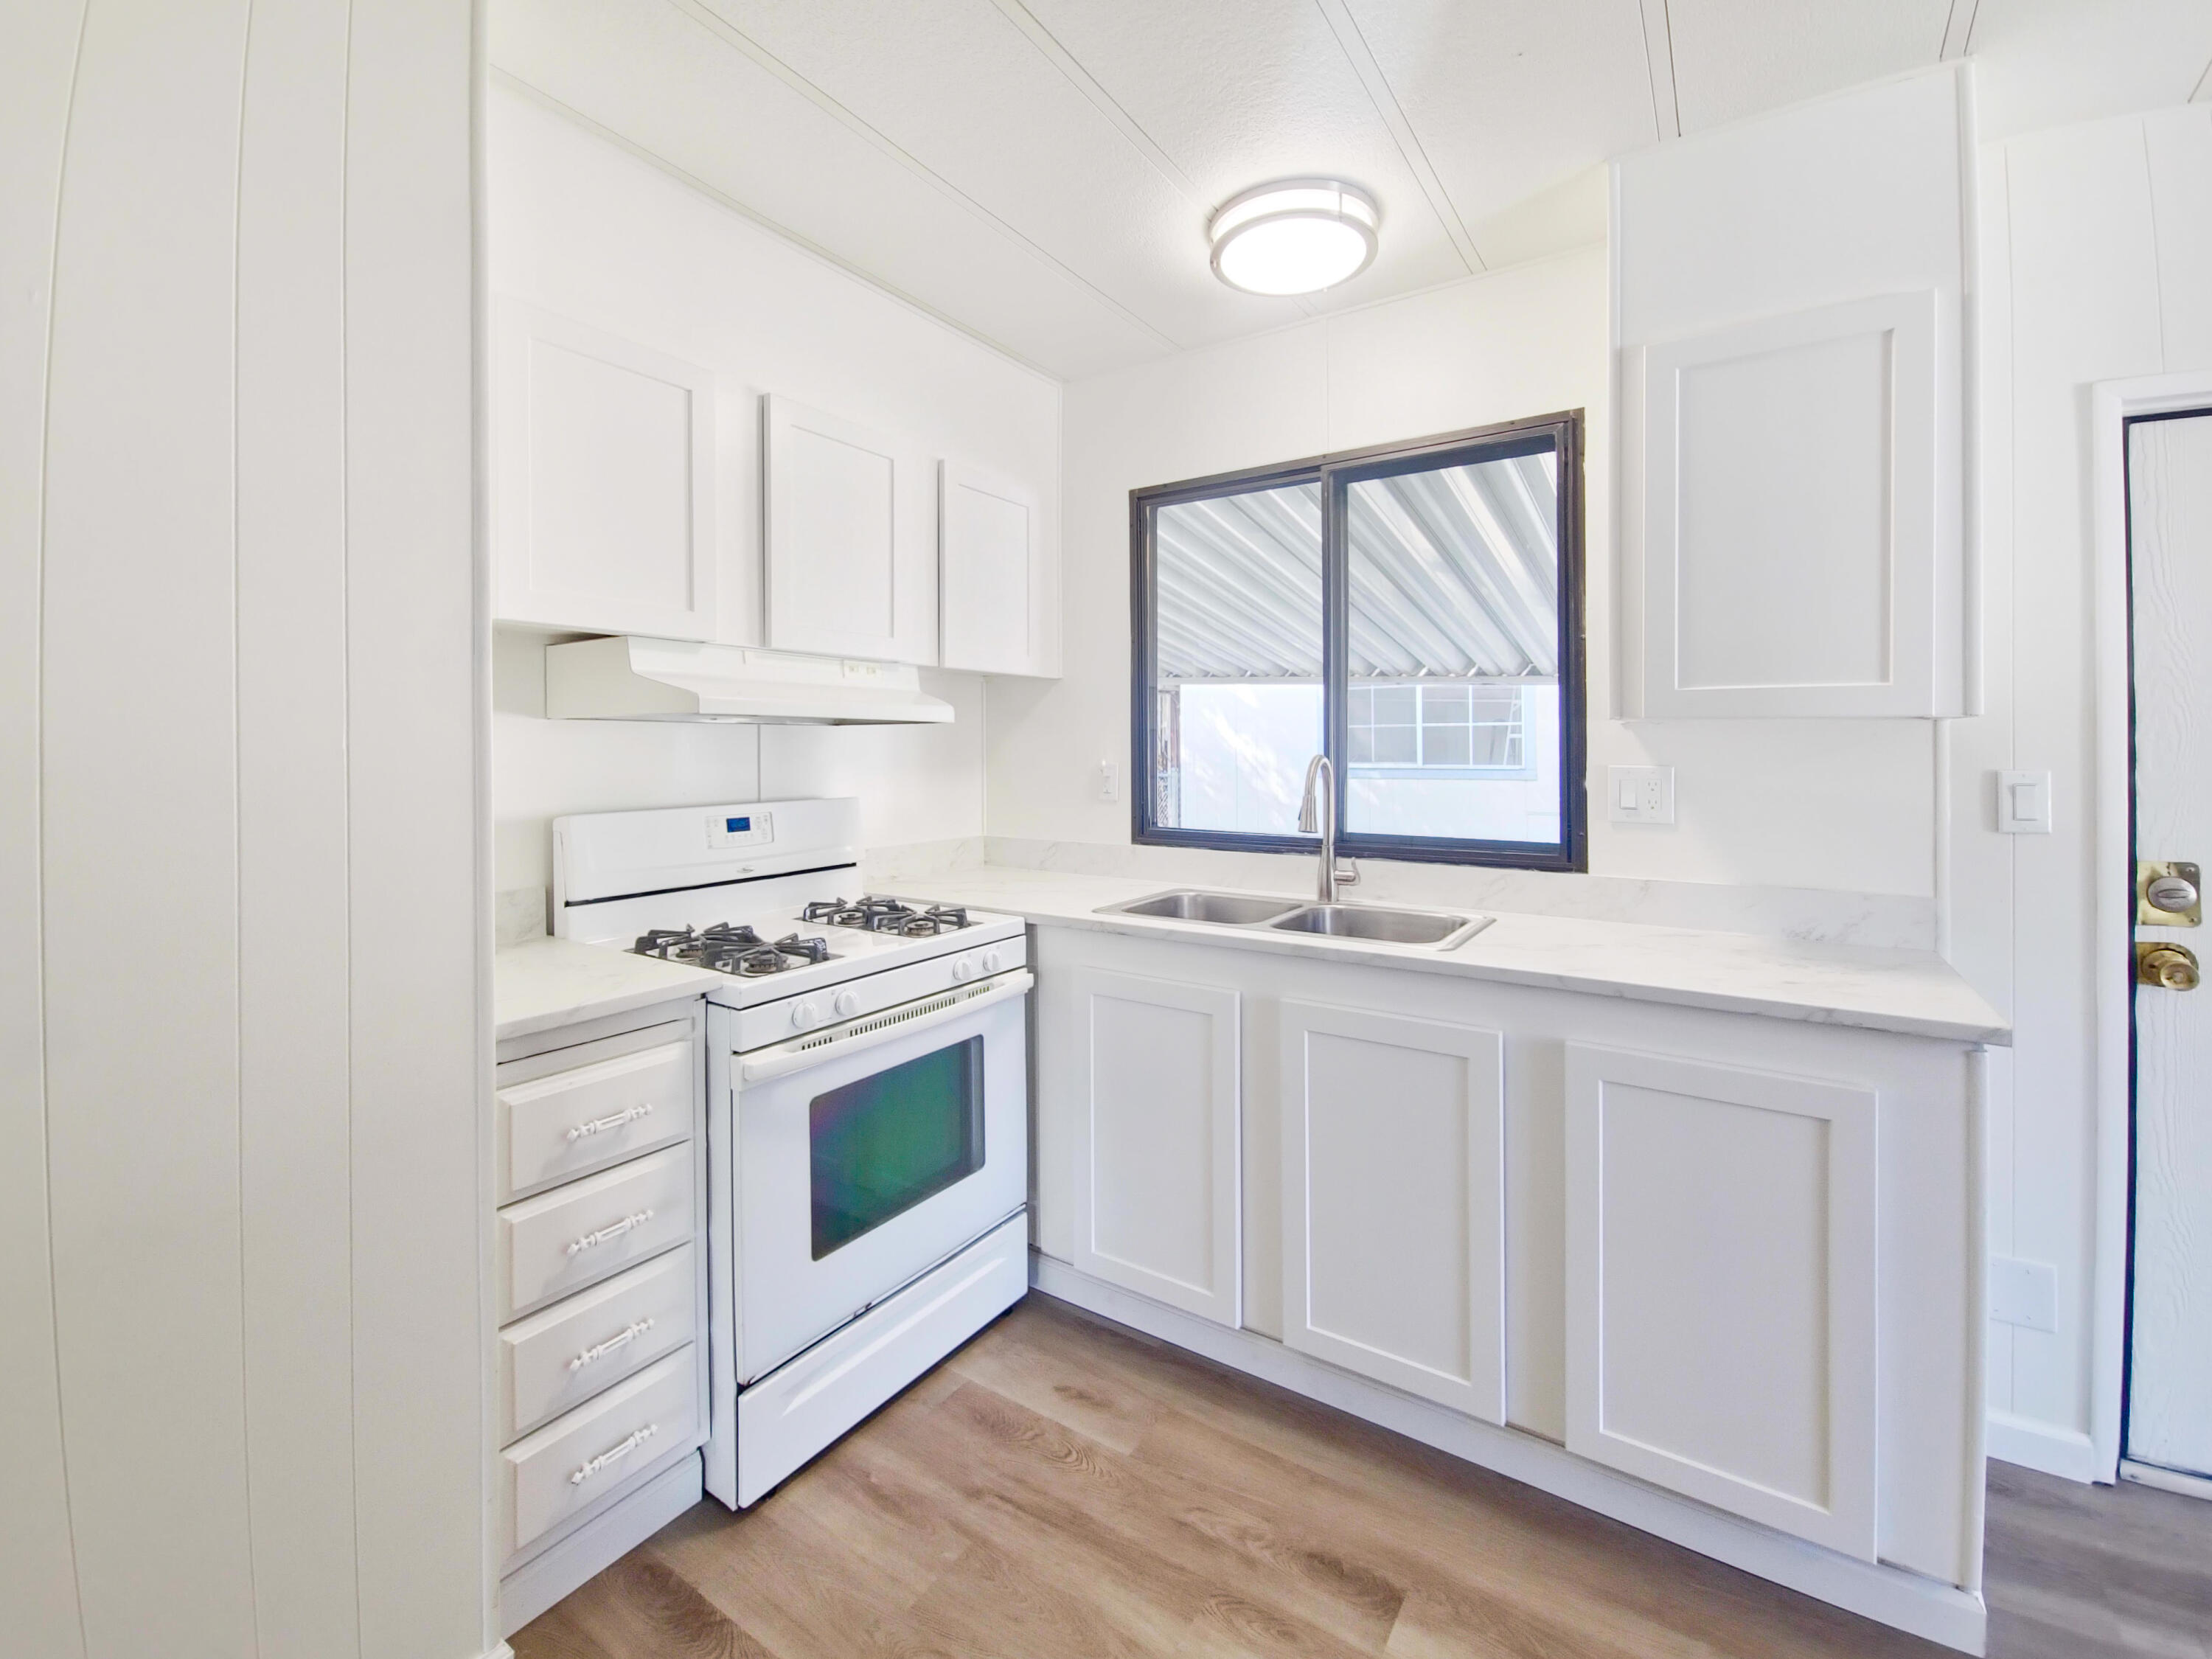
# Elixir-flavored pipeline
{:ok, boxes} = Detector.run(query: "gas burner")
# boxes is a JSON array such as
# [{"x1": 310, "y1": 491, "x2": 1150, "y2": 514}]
[
  {"x1": 631, "y1": 922, "x2": 834, "y2": 975},
  {"x1": 802, "y1": 896, "x2": 975, "y2": 936}
]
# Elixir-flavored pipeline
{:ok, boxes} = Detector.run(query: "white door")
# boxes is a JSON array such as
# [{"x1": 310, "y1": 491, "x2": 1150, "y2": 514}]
[
  {"x1": 1279, "y1": 1002, "x2": 1504, "y2": 1420},
  {"x1": 762, "y1": 394, "x2": 936, "y2": 665},
  {"x1": 2125, "y1": 408, "x2": 2212, "y2": 1485},
  {"x1": 1068, "y1": 968, "x2": 1241, "y2": 1326},
  {"x1": 1564, "y1": 1043, "x2": 1879, "y2": 1559},
  {"x1": 490, "y1": 300, "x2": 718, "y2": 640}
]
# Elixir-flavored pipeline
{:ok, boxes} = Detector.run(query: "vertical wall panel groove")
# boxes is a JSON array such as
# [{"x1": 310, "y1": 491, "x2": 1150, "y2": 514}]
[{"x1": 0, "y1": 3, "x2": 93, "y2": 1654}]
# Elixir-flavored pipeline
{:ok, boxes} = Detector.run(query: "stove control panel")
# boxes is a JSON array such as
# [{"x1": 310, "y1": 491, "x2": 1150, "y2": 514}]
[
  {"x1": 730, "y1": 928, "x2": 1029, "y2": 1054},
  {"x1": 707, "y1": 811, "x2": 773, "y2": 849}
]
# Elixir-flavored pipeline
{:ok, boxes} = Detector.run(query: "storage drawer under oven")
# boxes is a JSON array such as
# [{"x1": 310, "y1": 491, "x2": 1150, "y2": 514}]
[
  {"x1": 498, "y1": 1143, "x2": 693, "y2": 1323},
  {"x1": 501, "y1": 1344, "x2": 698, "y2": 1560},
  {"x1": 498, "y1": 1244, "x2": 697, "y2": 1444}
]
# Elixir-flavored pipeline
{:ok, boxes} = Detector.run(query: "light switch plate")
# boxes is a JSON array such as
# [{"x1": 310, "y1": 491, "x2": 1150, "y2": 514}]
[
  {"x1": 1989, "y1": 1255, "x2": 2058, "y2": 1333},
  {"x1": 1097, "y1": 759, "x2": 1120, "y2": 802},
  {"x1": 1997, "y1": 770, "x2": 2053, "y2": 834},
  {"x1": 1608, "y1": 765, "x2": 1675, "y2": 824}
]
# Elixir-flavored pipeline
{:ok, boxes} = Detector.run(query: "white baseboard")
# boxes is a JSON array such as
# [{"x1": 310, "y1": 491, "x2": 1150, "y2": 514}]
[
  {"x1": 1031, "y1": 1253, "x2": 1988, "y2": 1657},
  {"x1": 1986, "y1": 1410, "x2": 2104, "y2": 1484},
  {"x1": 2121, "y1": 1458, "x2": 2212, "y2": 1501},
  {"x1": 480, "y1": 1646, "x2": 515, "y2": 1659},
  {"x1": 499, "y1": 1450, "x2": 703, "y2": 1638}
]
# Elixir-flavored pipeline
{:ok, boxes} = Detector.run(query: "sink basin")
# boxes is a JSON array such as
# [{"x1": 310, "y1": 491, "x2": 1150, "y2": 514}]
[
  {"x1": 1104, "y1": 889, "x2": 1301, "y2": 925},
  {"x1": 1266, "y1": 903, "x2": 1489, "y2": 947}
]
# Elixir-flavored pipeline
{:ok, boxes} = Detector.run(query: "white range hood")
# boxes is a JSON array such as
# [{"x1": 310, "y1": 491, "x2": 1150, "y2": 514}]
[{"x1": 545, "y1": 636, "x2": 953, "y2": 725}]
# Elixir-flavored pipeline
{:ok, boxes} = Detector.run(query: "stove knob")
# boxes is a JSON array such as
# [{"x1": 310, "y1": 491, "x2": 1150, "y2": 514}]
[
  {"x1": 951, "y1": 956, "x2": 977, "y2": 983},
  {"x1": 790, "y1": 1000, "x2": 820, "y2": 1029},
  {"x1": 982, "y1": 948, "x2": 1003, "y2": 973},
  {"x1": 832, "y1": 990, "x2": 861, "y2": 1018}
]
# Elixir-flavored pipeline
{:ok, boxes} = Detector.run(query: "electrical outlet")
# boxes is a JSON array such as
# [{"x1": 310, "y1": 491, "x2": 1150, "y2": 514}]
[
  {"x1": 1097, "y1": 759, "x2": 1120, "y2": 802},
  {"x1": 1989, "y1": 1256, "x2": 2058, "y2": 1334},
  {"x1": 1607, "y1": 765, "x2": 1675, "y2": 824}
]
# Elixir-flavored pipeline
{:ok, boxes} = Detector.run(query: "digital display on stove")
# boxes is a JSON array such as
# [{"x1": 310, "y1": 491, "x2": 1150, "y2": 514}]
[{"x1": 726, "y1": 815, "x2": 751, "y2": 832}]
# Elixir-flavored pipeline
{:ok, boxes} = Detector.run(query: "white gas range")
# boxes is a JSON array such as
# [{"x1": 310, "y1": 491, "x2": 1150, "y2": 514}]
[{"x1": 553, "y1": 798, "x2": 1030, "y2": 1508}]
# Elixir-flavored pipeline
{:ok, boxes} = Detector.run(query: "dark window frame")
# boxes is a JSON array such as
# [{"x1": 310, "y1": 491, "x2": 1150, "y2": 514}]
[{"x1": 1129, "y1": 410, "x2": 1587, "y2": 872}]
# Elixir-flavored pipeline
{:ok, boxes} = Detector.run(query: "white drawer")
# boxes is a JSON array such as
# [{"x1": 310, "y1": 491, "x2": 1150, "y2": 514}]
[
  {"x1": 500, "y1": 1245, "x2": 697, "y2": 1444},
  {"x1": 498, "y1": 1037, "x2": 692, "y2": 1202},
  {"x1": 503, "y1": 1345, "x2": 698, "y2": 1559},
  {"x1": 498, "y1": 1144, "x2": 693, "y2": 1322}
]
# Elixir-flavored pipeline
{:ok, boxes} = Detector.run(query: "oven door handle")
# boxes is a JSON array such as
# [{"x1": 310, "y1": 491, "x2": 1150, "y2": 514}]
[{"x1": 739, "y1": 970, "x2": 1034, "y2": 1085}]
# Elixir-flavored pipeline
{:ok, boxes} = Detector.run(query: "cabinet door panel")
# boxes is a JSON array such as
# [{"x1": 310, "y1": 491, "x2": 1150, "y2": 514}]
[
  {"x1": 1070, "y1": 969, "x2": 1239, "y2": 1326},
  {"x1": 940, "y1": 460, "x2": 1052, "y2": 676},
  {"x1": 1281, "y1": 1003, "x2": 1503, "y2": 1419},
  {"x1": 1565, "y1": 1043, "x2": 1877, "y2": 1558},
  {"x1": 491, "y1": 301, "x2": 716, "y2": 640},
  {"x1": 763, "y1": 394, "x2": 935, "y2": 664}
]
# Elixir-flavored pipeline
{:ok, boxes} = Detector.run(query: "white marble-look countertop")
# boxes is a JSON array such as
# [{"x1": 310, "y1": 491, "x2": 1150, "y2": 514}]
[
  {"x1": 495, "y1": 936, "x2": 721, "y2": 1042},
  {"x1": 917, "y1": 867, "x2": 2011, "y2": 1046}
]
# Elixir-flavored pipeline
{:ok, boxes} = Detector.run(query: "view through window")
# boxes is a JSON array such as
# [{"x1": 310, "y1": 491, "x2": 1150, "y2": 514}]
[{"x1": 1135, "y1": 417, "x2": 1582, "y2": 869}]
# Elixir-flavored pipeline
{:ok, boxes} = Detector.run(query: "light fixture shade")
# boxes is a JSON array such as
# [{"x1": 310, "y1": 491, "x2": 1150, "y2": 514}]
[{"x1": 1208, "y1": 178, "x2": 1380, "y2": 296}]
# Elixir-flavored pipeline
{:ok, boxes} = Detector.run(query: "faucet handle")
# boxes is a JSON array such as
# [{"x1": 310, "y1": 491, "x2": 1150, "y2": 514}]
[{"x1": 1334, "y1": 858, "x2": 1360, "y2": 886}]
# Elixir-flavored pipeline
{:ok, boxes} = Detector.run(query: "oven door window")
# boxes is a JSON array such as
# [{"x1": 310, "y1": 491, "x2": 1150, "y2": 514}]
[{"x1": 809, "y1": 1036, "x2": 985, "y2": 1260}]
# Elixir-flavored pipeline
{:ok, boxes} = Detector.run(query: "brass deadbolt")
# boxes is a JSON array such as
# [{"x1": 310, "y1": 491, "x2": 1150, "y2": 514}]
[{"x1": 2137, "y1": 942, "x2": 2202, "y2": 992}]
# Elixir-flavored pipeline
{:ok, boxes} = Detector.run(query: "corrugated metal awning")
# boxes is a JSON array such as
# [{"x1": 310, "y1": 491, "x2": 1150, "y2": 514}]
[{"x1": 1155, "y1": 453, "x2": 1558, "y2": 682}]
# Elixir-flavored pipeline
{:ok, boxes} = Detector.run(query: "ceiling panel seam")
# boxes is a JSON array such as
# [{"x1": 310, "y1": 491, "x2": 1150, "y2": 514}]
[
  {"x1": 664, "y1": 0, "x2": 1182, "y2": 353},
  {"x1": 1938, "y1": 0, "x2": 1979, "y2": 60},
  {"x1": 1637, "y1": 0, "x2": 1680, "y2": 139},
  {"x1": 983, "y1": 0, "x2": 1200, "y2": 202},
  {"x1": 490, "y1": 68, "x2": 1075, "y2": 384},
  {"x1": 1312, "y1": 0, "x2": 1483, "y2": 274}
]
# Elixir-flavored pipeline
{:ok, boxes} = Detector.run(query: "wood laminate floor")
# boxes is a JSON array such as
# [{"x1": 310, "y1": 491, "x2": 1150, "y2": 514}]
[{"x1": 514, "y1": 1295, "x2": 2212, "y2": 1659}]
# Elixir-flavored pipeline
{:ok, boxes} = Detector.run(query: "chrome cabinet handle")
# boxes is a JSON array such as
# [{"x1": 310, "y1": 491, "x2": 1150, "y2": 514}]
[
  {"x1": 569, "y1": 1319, "x2": 654, "y2": 1372},
  {"x1": 568, "y1": 1422, "x2": 657, "y2": 1486},
  {"x1": 566, "y1": 1210, "x2": 653, "y2": 1256},
  {"x1": 567, "y1": 1102, "x2": 653, "y2": 1143}
]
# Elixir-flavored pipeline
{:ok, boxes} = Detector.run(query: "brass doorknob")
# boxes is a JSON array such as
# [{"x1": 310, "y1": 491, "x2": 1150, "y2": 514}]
[{"x1": 2137, "y1": 942, "x2": 2202, "y2": 991}]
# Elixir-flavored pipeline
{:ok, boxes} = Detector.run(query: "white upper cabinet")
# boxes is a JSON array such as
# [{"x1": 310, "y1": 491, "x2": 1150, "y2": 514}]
[
  {"x1": 491, "y1": 300, "x2": 717, "y2": 641},
  {"x1": 762, "y1": 395, "x2": 936, "y2": 666},
  {"x1": 1615, "y1": 67, "x2": 1966, "y2": 718},
  {"x1": 939, "y1": 460, "x2": 1057, "y2": 677}
]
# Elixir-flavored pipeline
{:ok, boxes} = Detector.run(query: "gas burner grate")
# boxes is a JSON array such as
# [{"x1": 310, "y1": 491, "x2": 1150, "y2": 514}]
[
  {"x1": 631, "y1": 922, "x2": 834, "y2": 975},
  {"x1": 801, "y1": 896, "x2": 975, "y2": 936}
]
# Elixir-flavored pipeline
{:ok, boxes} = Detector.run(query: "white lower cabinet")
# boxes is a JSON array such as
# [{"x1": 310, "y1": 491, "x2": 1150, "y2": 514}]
[
  {"x1": 1065, "y1": 966, "x2": 1242, "y2": 1326},
  {"x1": 502, "y1": 1346, "x2": 700, "y2": 1559},
  {"x1": 1564, "y1": 1043, "x2": 1880, "y2": 1560},
  {"x1": 1279, "y1": 1002, "x2": 1506, "y2": 1422}
]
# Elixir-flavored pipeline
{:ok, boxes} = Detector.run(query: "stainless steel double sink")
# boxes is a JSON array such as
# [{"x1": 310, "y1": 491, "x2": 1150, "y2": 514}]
[{"x1": 1098, "y1": 888, "x2": 1491, "y2": 949}]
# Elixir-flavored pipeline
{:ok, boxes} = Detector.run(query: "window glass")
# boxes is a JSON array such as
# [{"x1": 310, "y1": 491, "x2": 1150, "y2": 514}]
[
  {"x1": 1148, "y1": 483, "x2": 1324, "y2": 835},
  {"x1": 1343, "y1": 448, "x2": 1561, "y2": 844}
]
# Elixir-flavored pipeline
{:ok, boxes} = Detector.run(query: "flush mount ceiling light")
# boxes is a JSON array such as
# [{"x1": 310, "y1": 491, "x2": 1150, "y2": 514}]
[{"x1": 1208, "y1": 178, "x2": 1380, "y2": 296}]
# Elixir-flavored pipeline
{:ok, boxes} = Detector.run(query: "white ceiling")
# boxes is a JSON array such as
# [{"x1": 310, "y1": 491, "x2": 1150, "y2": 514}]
[{"x1": 490, "y1": 0, "x2": 2212, "y2": 381}]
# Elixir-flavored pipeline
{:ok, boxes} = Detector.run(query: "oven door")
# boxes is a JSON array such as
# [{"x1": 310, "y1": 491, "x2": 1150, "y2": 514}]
[{"x1": 730, "y1": 972, "x2": 1029, "y2": 1382}]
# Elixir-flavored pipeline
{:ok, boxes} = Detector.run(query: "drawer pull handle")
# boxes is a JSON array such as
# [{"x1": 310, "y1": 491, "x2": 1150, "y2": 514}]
[
  {"x1": 568, "y1": 1422, "x2": 658, "y2": 1486},
  {"x1": 569, "y1": 1318, "x2": 654, "y2": 1372},
  {"x1": 568, "y1": 1102, "x2": 653, "y2": 1143},
  {"x1": 566, "y1": 1210, "x2": 653, "y2": 1256}
]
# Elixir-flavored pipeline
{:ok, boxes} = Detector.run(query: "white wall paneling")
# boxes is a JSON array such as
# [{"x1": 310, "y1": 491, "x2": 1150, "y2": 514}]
[
  {"x1": 0, "y1": 4, "x2": 484, "y2": 1655},
  {"x1": 1063, "y1": 967, "x2": 1242, "y2": 1326},
  {"x1": 1565, "y1": 1044, "x2": 1879, "y2": 1559},
  {"x1": 939, "y1": 459, "x2": 1055, "y2": 677},
  {"x1": 1639, "y1": 291, "x2": 1950, "y2": 717},
  {"x1": 492, "y1": 300, "x2": 718, "y2": 640},
  {"x1": 1972, "y1": 105, "x2": 2212, "y2": 1477},
  {"x1": 1279, "y1": 1002, "x2": 1505, "y2": 1420},
  {"x1": 1615, "y1": 67, "x2": 1967, "y2": 723}
]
